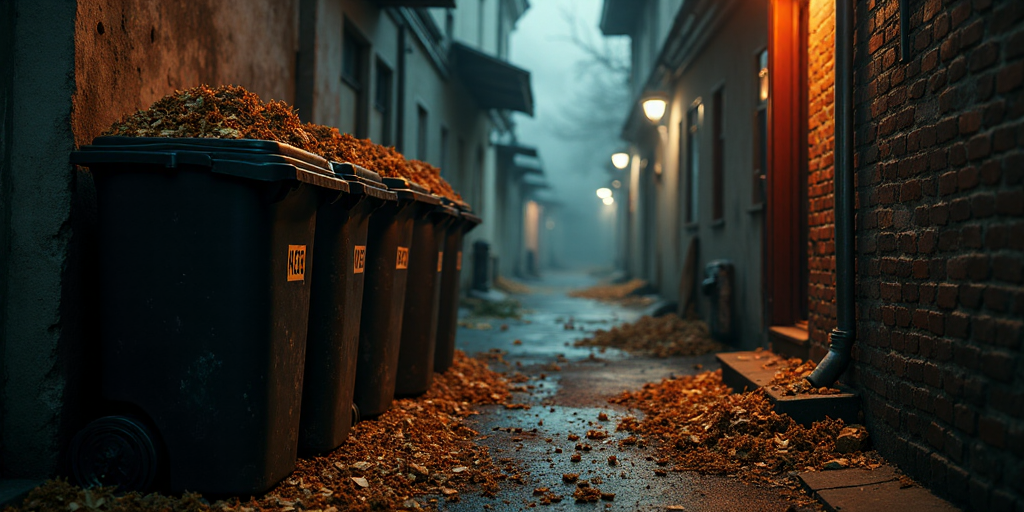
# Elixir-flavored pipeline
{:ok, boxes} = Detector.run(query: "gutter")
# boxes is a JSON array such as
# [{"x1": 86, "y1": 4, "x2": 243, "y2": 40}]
[{"x1": 808, "y1": 0, "x2": 854, "y2": 387}]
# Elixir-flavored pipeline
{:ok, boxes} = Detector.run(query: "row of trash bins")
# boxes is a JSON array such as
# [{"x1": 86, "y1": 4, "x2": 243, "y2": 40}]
[{"x1": 68, "y1": 137, "x2": 481, "y2": 496}]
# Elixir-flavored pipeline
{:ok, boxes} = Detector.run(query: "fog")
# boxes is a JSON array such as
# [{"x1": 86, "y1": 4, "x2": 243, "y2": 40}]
[{"x1": 509, "y1": 0, "x2": 629, "y2": 271}]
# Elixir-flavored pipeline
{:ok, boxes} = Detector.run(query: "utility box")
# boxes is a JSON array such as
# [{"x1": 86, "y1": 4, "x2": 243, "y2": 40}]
[{"x1": 701, "y1": 260, "x2": 735, "y2": 343}]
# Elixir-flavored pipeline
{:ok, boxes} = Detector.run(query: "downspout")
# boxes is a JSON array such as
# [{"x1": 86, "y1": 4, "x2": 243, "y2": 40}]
[
  {"x1": 395, "y1": 16, "x2": 408, "y2": 153},
  {"x1": 807, "y1": 0, "x2": 854, "y2": 387}
]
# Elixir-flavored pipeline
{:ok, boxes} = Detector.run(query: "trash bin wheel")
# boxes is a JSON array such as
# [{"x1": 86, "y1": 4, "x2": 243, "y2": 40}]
[
  {"x1": 69, "y1": 415, "x2": 161, "y2": 492},
  {"x1": 351, "y1": 403, "x2": 361, "y2": 426}
]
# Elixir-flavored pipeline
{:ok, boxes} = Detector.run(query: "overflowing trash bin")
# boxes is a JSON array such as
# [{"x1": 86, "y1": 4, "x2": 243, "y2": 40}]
[
  {"x1": 434, "y1": 212, "x2": 483, "y2": 373},
  {"x1": 394, "y1": 203, "x2": 459, "y2": 397},
  {"x1": 69, "y1": 137, "x2": 344, "y2": 495},
  {"x1": 297, "y1": 162, "x2": 396, "y2": 456},
  {"x1": 352, "y1": 178, "x2": 439, "y2": 417}
]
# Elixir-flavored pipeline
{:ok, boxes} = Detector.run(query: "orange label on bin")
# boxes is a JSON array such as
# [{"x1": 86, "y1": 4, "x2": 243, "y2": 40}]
[
  {"x1": 287, "y1": 245, "x2": 306, "y2": 281},
  {"x1": 437, "y1": 252, "x2": 444, "y2": 272},
  {"x1": 457, "y1": 251, "x2": 463, "y2": 271},
  {"x1": 396, "y1": 247, "x2": 409, "y2": 270},
  {"x1": 353, "y1": 245, "x2": 366, "y2": 274}
]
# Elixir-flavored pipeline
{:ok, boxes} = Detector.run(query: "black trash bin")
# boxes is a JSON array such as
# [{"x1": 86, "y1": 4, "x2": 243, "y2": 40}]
[
  {"x1": 69, "y1": 137, "x2": 344, "y2": 495},
  {"x1": 353, "y1": 178, "x2": 438, "y2": 417},
  {"x1": 394, "y1": 203, "x2": 459, "y2": 397},
  {"x1": 434, "y1": 211, "x2": 482, "y2": 374},
  {"x1": 298, "y1": 162, "x2": 396, "y2": 456}
]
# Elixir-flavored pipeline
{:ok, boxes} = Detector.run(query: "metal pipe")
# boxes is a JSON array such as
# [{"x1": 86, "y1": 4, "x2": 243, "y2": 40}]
[{"x1": 808, "y1": 0, "x2": 855, "y2": 388}]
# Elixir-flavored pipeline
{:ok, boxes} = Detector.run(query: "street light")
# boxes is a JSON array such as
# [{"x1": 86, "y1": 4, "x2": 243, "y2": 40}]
[
  {"x1": 596, "y1": 188, "x2": 612, "y2": 199},
  {"x1": 641, "y1": 93, "x2": 668, "y2": 124},
  {"x1": 602, "y1": 196, "x2": 615, "y2": 206},
  {"x1": 611, "y1": 152, "x2": 630, "y2": 169},
  {"x1": 611, "y1": 180, "x2": 621, "y2": 189}
]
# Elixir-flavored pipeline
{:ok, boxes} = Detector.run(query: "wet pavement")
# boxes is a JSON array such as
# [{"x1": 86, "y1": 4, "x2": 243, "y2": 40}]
[{"x1": 442, "y1": 272, "x2": 803, "y2": 512}]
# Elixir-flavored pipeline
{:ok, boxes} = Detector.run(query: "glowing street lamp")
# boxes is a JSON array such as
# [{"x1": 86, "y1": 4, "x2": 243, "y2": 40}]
[
  {"x1": 611, "y1": 152, "x2": 630, "y2": 169},
  {"x1": 602, "y1": 196, "x2": 615, "y2": 206},
  {"x1": 596, "y1": 188, "x2": 612, "y2": 199},
  {"x1": 641, "y1": 93, "x2": 668, "y2": 124}
]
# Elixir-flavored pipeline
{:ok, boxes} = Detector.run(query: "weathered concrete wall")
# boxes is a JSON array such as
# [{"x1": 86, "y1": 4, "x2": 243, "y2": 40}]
[
  {"x1": 1, "y1": 0, "x2": 80, "y2": 479},
  {"x1": 73, "y1": 0, "x2": 298, "y2": 146},
  {"x1": 1, "y1": 0, "x2": 299, "y2": 479}
]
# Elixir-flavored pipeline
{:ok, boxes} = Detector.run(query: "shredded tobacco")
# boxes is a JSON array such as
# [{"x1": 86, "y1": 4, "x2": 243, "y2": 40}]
[
  {"x1": 574, "y1": 314, "x2": 724, "y2": 358},
  {"x1": 104, "y1": 85, "x2": 463, "y2": 203},
  {"x1": 6, "y1": 351, "x2": 515, "y2": 512},
  {"x1": 610, "y1": 370, "x2": 883, "y2": 483}
]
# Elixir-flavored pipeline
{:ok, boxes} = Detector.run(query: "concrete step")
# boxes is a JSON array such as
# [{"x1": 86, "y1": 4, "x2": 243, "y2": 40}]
[{"x1": 716, "y1": 351, "x2": 861, "y2": 426}]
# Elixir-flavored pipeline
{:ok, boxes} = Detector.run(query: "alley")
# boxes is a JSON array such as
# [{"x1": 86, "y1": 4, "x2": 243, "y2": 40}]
[{"x1": 445, "y1": 273, "x2": 801, "y2": 512}]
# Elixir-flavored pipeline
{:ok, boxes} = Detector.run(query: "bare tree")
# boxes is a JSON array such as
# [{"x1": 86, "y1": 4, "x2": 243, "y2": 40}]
[{"x1": 550, "y1": 5, "x2": 632, "y2": 172}]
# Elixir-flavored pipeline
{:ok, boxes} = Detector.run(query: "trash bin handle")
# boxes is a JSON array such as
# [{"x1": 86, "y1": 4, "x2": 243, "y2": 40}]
[{"x1": 70, "y1": 150, "x2": 212, "y2": 169}]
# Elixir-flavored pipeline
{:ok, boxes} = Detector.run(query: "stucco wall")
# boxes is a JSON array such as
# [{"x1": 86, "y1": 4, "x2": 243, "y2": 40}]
[{"x1": 669, "y1": 0, "x2": 768, "y2": 348}]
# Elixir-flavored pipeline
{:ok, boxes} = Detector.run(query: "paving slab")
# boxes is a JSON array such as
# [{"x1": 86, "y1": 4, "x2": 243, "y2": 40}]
[
  {"x1": 813, "y1": 479, "x2": 961, "y2": 512},
  {"x1": 797, "y1": 467, "x2": 898, "y2": 491}
]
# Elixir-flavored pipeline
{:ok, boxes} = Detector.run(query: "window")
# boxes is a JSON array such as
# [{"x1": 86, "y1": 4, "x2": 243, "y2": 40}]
[
  {"x1": 375, "y1": 59, "x2": 393, "y2": 145},
  {"x1": 417, "y1": 105, "x2": 429, "y2": 161},
  {"x1": 440, "y1": 126, "x2": 450, "y2": 176},
  {"x1": 754, "y1": 49, "x2": 768, "y2": 205},
  {"x1": 712, "y1": 88, "x2": 725, "y2": 222},
  {"x1": 685, "y1": 101, "x2": 702, "y2": 223},
  {"x1": 342, "y1": 22, "x2": 369, "y2": 137}
]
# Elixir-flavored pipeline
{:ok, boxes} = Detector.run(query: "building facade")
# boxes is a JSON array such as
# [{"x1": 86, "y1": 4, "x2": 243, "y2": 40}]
[
  {"x1": 0, "y1": 0, "x2": 532, "y2": 480},
  {"x1": 605, "y1": 0, "x2": 1023, "y2": 509}
]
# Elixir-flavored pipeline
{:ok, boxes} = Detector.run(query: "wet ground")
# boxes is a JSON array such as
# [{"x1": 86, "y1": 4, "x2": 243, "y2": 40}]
[{"x1": 443, "y1": 272, "x2": 802, "y2": 512}]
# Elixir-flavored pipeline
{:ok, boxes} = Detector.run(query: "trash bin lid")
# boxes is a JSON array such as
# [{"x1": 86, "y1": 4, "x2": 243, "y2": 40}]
[
  {"x1": 72, "y1": 136, "x2": 347, "y2": 191},
  {"x1": 330, "y1": 162, "x2": 383, "y2": 183},
  {"x1": 383, "y1": 178, "x2": 442, "y2": 206},
  {"x1": 329, "y1": 162, "x2": 396, "y2": 202}
]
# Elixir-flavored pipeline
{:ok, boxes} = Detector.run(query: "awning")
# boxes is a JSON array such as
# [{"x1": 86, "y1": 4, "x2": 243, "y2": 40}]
[
  {"x1": 521, "y1": 173, "x2": 550, "y2": 188},
  {"x1": 600, "y1": 0, "x2": 640, "y2": 36},
  {"x1": 450, "y1": 42, "x2": 534, "y2": 116},
  {"x1": 512, "y1": 153, "x2": 543, "y2": 174}
]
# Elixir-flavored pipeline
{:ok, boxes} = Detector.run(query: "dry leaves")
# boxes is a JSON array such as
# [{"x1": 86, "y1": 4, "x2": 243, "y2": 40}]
[
  {"x1": 574, "y1": 314, "x2": 724, "y2": 358},
  {"x1": 104, "y1": 85, "x2": 463, "y2": 203},
  {"x1": 7, "y1": 351, "x2": 516, "y2": 512},
  {"x1": 767, "y1": 358, "x2": 843, "y2": 396},
  {"x1": 610, "y1": 370, "x2": 883, "y2": 484}
]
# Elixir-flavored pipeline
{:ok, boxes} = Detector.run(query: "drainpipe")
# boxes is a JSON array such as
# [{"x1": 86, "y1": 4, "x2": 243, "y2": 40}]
[{"x1": 807, "y1": 0, "x2": 854, "y2": 388}]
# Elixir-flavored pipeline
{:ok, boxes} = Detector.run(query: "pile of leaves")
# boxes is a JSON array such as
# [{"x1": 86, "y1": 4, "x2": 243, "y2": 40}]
[
  {"x1": 103, "y1": 85, "x2": 462, "y2": 202},
  {"x1": 6, "y1": 352, "x2": 515, "y2": 512},
  {"x1": 494, "y1": 276, "x2": 532, "y2": 295},
  {"x1": 766, "y1": 357, "x2": 843, "y2": 396},
  {"x1": 574, "y1": 314, "x2": 723, "y2": 358},
  {"x1": 568, "y1": 279, "x2": 648, "y2": 301},
  {"x1": 610, "y1": 370, "x2": 881, "y2": 483}
]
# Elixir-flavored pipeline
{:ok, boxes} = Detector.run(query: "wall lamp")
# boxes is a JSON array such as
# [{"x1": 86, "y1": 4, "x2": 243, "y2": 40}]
[
  {"x1": 641, "y1": 93, "x2": 668, "y2": 124},
  {"x1": 610, "y1": 152, "x2": 630, "y2": 170}
]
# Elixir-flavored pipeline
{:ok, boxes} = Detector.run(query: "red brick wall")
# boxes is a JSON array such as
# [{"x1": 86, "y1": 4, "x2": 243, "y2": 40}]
[
  {"x1": 808, "y1": 0, "x2": 838, "y2": 358},
  {"x1": 851, "y1": 0, "x2": 1024, "y2": 509}
]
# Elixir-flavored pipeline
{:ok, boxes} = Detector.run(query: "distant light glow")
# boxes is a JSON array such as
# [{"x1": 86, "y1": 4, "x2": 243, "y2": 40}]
[
  {"x1": 546, "y1": 219, "x2": 555, "y2": 230},
  {"x1": 611, "y1": 180, "x2": 621, "y2": 188},
  {"x1": 596, "y1": 188, "x2": 612, "y2": 199},
  {"x1": 602, "y1": 196, "x2": 615, "y2": 206},
  {"x1": 642, "y1": 97, "x2": 667, "y2": 124},
  {"x1": 611, "y1": 152, "x2": 630, "y2": 169}
]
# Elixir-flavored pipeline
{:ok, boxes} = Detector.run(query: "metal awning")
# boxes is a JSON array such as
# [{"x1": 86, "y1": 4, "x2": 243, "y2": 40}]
[
  {"x1": 512, "y1": 153, "x2": 543, "y2": 174},
  {"x1": 600, "y1": 0, "x2": 641, "y2": 35},
  {"x1": 521, "y1": 173, "x2": 550, "y2": 188},
  {"x1": 450, "y1": 42, "x2": 534, "y2": 116}
]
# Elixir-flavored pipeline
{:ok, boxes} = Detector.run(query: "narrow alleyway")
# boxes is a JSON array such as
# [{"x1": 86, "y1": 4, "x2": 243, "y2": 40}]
[{"x1": 445, "y1": 272, "x2": 800, "y2": 512}]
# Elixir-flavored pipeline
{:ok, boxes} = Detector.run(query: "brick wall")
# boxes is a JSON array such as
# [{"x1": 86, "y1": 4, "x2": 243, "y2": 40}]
[
  {"x1": 808, "y1": 0, "x2": 838, "y2": 358},
  {"x1": 851, "y1": 0, "x2": 1024, "y2": 509}
]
